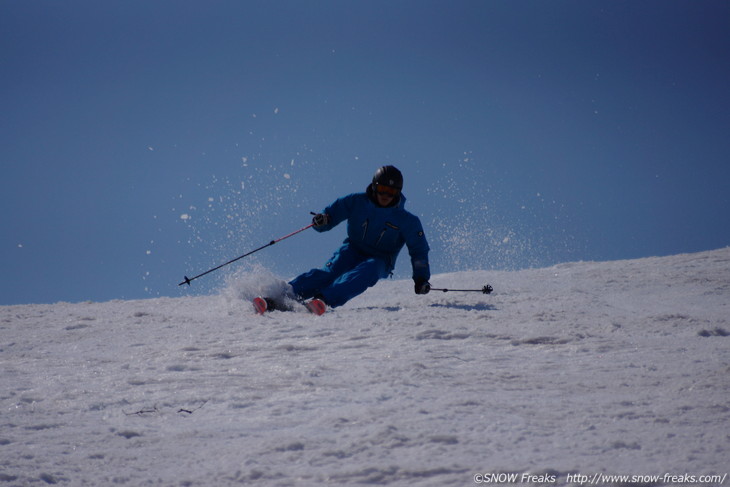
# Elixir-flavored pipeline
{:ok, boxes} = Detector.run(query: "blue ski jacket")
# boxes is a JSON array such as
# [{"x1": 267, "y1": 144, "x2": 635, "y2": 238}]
[{"x1": 314, "y1": 190, "x2": 431, "y2": 281}]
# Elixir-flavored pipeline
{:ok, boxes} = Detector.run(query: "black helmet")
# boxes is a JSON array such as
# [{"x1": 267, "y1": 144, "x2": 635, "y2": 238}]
[{"x1": 371, "y1": 165, "x2": 403, "y2": 190}]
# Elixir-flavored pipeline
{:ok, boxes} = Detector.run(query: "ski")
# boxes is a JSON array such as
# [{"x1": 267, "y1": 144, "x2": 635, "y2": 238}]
[
  {"x1": 252, "y1": 297, "x2": 270, "y2": 315},
  {"x1": 304, "y1": 298, "x2": 327, "y2": 316},
  {"x1": 252, "y1": 297, "x2": 327, "y2": 315}
]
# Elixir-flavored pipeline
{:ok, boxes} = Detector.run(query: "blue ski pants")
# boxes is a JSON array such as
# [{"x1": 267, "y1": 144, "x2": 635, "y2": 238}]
[{"x1": 289, "y1": 243, "x2": 391, "y2": 308}]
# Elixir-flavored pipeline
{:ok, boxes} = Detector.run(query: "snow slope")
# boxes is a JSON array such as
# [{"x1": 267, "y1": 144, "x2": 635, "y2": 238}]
[{"x1": 1, "y1": 248, "x2": 729, "y2": 486}]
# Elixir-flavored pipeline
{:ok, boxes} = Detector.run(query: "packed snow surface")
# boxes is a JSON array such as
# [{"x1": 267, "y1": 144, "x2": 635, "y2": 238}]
[{"x1": 2, "y1": 248, "x2": 729, "y2": 486}]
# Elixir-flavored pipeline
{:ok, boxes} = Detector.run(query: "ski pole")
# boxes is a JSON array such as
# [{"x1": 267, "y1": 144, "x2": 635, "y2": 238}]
[
  {"x1": 178, "y1": 222, "x2": 315, "y2": 286},
  {"x1": 430, "y1": 284, "x2": 493, "y2": 294}
]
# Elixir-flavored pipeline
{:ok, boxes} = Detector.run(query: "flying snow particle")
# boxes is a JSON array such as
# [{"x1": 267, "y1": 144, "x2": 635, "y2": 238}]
[
  {"x1": 283, "y1": 173, "x2": 291, "y2": 179},
  {"x1": 180, "y1": 214, "x2": 191, "y2": 220},
  {"x1": 274, "y1": 107, "x2": 279, "y2": 114}
]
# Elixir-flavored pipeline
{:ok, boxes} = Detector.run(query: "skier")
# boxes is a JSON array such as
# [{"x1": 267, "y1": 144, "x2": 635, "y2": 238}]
[{"x1": 255, "y1": 165, "x2": 431, "y2": 314}]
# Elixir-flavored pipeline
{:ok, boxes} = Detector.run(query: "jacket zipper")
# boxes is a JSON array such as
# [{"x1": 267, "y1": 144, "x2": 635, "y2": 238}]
[
  {"x1": 375, "y1": 229, "x2": 387, "y2": 247},
  {"x1": 361, "y1": 219, "x2": 369, "y2": 240}
]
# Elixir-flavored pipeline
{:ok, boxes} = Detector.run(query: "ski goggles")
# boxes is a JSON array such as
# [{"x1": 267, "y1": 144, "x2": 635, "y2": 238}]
[{"x1": 374, "y1": 184, "x2": 400, "y2": 197}]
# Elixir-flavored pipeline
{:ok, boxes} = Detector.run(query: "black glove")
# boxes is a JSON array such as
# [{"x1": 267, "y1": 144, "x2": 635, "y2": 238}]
[
  {"x1": 414, "y1": 277, "x2": 431, "y2": 295},
  {"x1": 311, "y1": 213, "x2": 329, "y2": 228}
]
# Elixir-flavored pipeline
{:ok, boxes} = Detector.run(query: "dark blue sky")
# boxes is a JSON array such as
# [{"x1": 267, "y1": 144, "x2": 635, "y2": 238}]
[{"x1": 2, "y1": 1, "x2": 729, "y2": 304}]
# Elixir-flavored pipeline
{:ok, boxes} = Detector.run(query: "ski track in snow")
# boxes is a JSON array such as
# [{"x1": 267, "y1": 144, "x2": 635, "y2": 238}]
[{"x1": 1, "y1": 249, "x2": 729, "y2": 486}]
